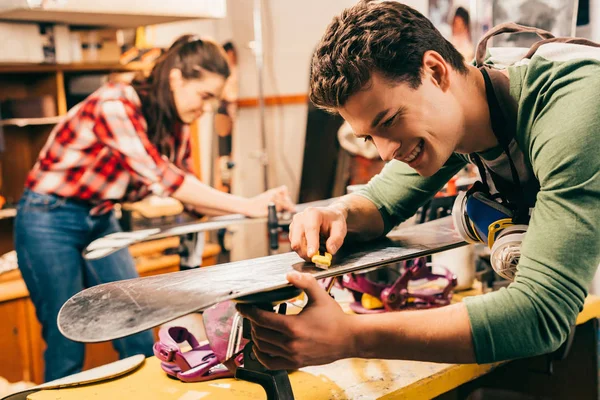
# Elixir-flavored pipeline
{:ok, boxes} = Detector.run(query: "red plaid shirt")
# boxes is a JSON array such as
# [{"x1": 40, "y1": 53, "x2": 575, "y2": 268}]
[{"x1": 26, "y1": 83, "x2": 193, "y2": 215}]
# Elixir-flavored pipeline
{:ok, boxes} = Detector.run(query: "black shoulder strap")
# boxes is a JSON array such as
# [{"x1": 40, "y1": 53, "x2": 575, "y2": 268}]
[{"x1": 477, "y1": 67, "x2": 529, "y2": 223}]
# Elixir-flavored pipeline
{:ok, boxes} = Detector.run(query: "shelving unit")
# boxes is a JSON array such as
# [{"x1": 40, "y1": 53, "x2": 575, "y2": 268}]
[
  {"x1": 0, "y1": 208, "x2": 17, "y2": 220},
  {"x1": 0, "y1": 0, "x2": 226, "y2": 28},
  {"x1": 0, "y1": 59, "x2": 211, "y2": 384},
  {"x1": 0, "y1": 4, "x2": 220, "y2": 383},
  {"x1": 0, "y1": 238, "x2": 222, "y2": 384},
  {"x1": 0, "y1": 62, "x2": 153, "y2": 73},
  {"x1": 0, "y1": 116, "x2": 63, "y2": 127},
  {"x1": 0, "y1": 62, "x2": 152, "y2": 211}
]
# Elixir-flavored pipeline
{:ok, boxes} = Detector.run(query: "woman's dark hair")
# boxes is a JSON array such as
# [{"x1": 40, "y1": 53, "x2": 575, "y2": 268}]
[
  {"x1": 133, "y1": 35, "x2": 230, "y2": 158},
  {"x1": 222, "y1": 41, "x2": 235, "y2": 53},
  {"x1": 454, "y1": 6, "x2": 470, "y2": 27}
]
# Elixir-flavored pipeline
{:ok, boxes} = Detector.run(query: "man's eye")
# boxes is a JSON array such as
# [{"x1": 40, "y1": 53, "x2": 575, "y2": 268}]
[
  {"x1": 363, "y1": 136, "x2": 373, "y2": 143},
  {"x1": 382, "y1": 115, "x2": 396, "y2": 128}
]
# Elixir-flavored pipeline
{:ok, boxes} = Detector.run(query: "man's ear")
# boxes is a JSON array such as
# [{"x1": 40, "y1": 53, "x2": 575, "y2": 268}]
[
  {"x1": 169, "y1": 68, "x2": 183, "y2": 91},
  {"x1": 422, "y1": 50, "x2": 451, "y2": 91}
]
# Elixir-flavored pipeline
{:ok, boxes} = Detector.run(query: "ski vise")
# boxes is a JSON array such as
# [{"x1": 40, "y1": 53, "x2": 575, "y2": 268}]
[{"x1": 234, "y1": 286, "x2": 303, "y2": 400}]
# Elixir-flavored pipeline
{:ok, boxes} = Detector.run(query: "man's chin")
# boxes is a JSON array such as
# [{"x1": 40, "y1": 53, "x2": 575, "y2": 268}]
[
  {"x1": 413, "y1": 162, "x2": 442, "y2": 178},
  {"x1": 416, "y1": 169, "x2": 435, "y2": 178}
]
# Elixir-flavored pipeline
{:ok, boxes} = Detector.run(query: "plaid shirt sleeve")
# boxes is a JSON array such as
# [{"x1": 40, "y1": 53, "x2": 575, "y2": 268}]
[{"x1": 94, "y1": 98, "x2": 187, "y2": 197}]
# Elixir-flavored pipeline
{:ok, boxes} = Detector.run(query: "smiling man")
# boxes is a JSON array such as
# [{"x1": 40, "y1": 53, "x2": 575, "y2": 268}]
[{"x1": 237, "y1": 0, "x2": 600, "y2": 370}]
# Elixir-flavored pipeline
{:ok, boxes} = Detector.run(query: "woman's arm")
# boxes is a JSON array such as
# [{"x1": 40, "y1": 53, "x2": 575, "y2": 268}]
[
  {"x1": 173, "y1": 174, "x2": 294, "y2": 218},
  {"x1": 96, "y1": 96, "x2": 295, "y2": 218}
]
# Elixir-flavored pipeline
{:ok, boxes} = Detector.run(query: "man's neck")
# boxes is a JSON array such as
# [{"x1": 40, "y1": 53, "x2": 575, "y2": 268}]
[{"x1": 454, "y1": 65, "x2": 500, "y2": 154}]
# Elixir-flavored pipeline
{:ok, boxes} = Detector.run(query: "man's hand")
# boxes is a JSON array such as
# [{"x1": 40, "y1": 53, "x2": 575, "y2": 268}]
[
  {"x1": 236, "y1": 271, "x2": 356, "y2": 370},
  {"x1": 289, "y1": 207, "x2": 347, "y2": 260},
  {"x1": 245, "y1": 185, "x2": 296, "y2": 217}
]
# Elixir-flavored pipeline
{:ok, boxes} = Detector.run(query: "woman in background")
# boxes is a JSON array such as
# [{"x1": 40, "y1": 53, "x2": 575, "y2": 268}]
[
  {"x1": 214, "y1": 41, "x2": 238, "y2": 193},
  {"x1": 15, "y1": 35, "x2": 294, "y2": 382},
  {"x1": 451, "y1": 6, "x2": 474, "y2": 61}
]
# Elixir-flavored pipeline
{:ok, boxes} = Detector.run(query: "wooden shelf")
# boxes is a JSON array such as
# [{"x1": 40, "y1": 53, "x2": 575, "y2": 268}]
[
  {"x1": 0, "y1": 62, "x2": 153, "y2": 74},
  {"x1": 0, "y1": 209, "x2": 17, "y2": 220},
  {"x1": 0, "y1": 116, "x2": 62, "y2": 127},
  {"x1": 0, "y1": 1, "x2": 226, "y2": 28},
  {"x1": 237, "y1": 94, "x2": 308, "y2": 108}
]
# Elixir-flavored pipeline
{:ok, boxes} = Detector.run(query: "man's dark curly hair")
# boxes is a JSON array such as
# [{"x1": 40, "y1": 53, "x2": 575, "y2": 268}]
[{"x1": 310, "y1": 1, "x2": 467, "y2": 113}]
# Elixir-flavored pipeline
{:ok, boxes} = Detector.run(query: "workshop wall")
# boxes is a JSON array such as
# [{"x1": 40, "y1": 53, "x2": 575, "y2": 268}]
[
  {"x1": 227, "y1": 0, "x2": 428, "y2": 260},
  {"x1": 138, "y1": 0, "x2": 426, "y2": 260},
  {"x1": 143, "y1": 0, "x2": 428, "y2": 199}
]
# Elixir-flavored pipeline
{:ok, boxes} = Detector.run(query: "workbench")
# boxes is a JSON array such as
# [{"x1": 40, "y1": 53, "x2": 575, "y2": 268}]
[
  {"x1": 0, "y1": 237, "x2": 221, "y2": 385},
  {"x1": 28, "y1": 295, "x2": 600, "y2": 399}
]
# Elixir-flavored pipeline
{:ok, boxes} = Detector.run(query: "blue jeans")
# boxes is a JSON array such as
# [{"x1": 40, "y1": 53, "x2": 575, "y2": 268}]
[{"x1": 14, "y1": 189, "x2": 154, "y2": 382}]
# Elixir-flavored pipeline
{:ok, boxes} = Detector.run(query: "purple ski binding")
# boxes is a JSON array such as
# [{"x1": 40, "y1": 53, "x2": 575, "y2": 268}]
[
  {"x1": 339, "y1": 257, "x2": 457, "y2": 313},
  {"x1": 153, "y1": 301, "x2": 247, "y2": 383}
]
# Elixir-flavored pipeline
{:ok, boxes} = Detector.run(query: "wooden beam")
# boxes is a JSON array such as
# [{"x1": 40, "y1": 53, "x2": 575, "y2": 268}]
[
  {"x1": 56, "y1": 71, "x2": 67, "y2": 115},
  {"x1": 0, "y1": 62, "x2": 153, "y2": 74},
  {"x1": 190, "y1": 120, "x2": 202, "y2": 180},
  {"x1": 237, "y1": 94, "x2": 308, "y2": 108}
]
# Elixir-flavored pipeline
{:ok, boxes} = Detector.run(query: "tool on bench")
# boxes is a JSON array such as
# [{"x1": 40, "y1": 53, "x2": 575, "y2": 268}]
[
  {"x1": 267, "y1": 202, "x2": 281, "y2": 252},
  {"x1": 232, "y1": 286, "x2": 303, "y2": 400},
  {"x1": 153, "y1": 283, "x2": 337, "y2": 399},
  {"x1": 233, "y1": 282, "x2": 336, "y2": 399},
  {"x1": 178, "y1": 232, "x2": 205, "y2": 270}
]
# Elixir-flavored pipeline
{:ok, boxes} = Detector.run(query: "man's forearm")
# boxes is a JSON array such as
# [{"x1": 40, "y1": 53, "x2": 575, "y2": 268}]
[
  {"x1": 329, "y1": 194, "x2": 385, "y2": 241},
  {"x1": 349, "y1": 303, "x2": 476, "y2": 364}
]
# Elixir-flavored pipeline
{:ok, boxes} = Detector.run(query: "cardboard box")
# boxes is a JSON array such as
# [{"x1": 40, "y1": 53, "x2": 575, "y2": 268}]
[
  {"x1": 2, "y1": 96, "x2": 56, "y2": 119},
  {"x1": 0, "y1": 22, "x2": 44, "y2": 63},
  {"x1": 77, "y1": 29, "x2": 121, "y2": 64}
]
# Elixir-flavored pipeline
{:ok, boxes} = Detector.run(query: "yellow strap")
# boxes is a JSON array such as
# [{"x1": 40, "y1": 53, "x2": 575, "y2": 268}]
[{"x1": 487, "y1": 218, "x2": 514, "y2": 248}]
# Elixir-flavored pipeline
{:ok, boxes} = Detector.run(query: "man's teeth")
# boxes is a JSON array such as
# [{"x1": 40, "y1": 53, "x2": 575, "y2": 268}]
[{"x1": 404, "y1": 141, "x2": 423, "y2": 163}]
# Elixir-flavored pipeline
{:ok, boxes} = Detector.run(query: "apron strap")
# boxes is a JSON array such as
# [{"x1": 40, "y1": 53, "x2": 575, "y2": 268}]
[
  {"x1": 475, "y1": 22, "x2": 554, "y2": 67},
  {"x1": 523, "y1": 36, "x2": 600, "y2": 59}
]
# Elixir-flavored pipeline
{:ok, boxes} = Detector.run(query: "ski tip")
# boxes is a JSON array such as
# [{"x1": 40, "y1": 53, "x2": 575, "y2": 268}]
[
  {"x1": 83, "y1": 228, "x2": 161, "y2": 260},
  {"x1": 84, "y1": 247, "x2": 118, "y2": 260}
]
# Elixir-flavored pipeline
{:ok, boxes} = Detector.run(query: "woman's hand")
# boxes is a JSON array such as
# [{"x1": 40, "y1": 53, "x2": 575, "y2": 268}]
[{"x1": 244, "y1": 185, "x2": 296, "y2": 217}]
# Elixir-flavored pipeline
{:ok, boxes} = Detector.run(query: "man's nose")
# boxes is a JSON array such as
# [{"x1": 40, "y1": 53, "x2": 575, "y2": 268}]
[{"x1": 372, "y1": 136, "x2": 399, "y2": 162}]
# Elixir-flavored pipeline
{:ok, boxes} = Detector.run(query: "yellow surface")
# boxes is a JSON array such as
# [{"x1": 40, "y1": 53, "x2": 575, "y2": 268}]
[
  {"x1": 30, "y1": 295, "x2": 600, "y2": 400},
  {"x1": 577, "y1": 295, "x2": 600, "y2": 325},
  {"x1": 29, "y1": 356, "x2": 497, "y2": 400}
]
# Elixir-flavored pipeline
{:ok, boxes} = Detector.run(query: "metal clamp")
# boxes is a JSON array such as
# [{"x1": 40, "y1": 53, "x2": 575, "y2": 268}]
[{"x1": 234, "y1": 286, "x2": 302, "y2": 400}]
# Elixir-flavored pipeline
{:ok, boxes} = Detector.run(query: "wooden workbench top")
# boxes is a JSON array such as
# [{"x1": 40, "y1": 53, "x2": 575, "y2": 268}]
[
  {"x1": 0, "y1": 239, "x2": 221, "y2": 303},
  {"x1": 28, "y1": 355, "x2": 498, "y2": 400},
  {"x1": 27, "y1": 295, "x2": 600, "y2": 400}
]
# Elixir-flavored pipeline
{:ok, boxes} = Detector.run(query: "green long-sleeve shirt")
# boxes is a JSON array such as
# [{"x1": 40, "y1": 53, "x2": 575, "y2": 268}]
[{"x1": 358, "y1": 43, "x2": 600, "y2": 363}]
